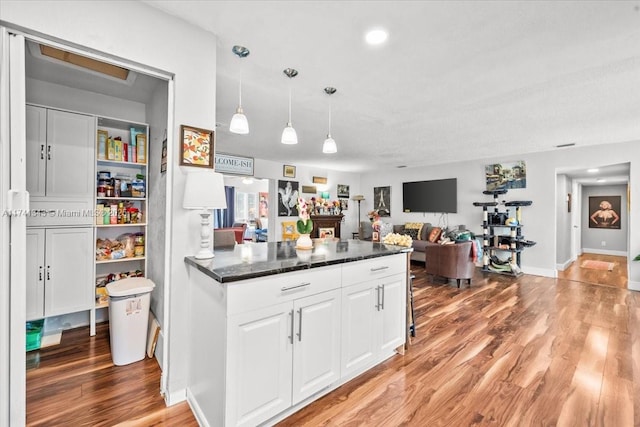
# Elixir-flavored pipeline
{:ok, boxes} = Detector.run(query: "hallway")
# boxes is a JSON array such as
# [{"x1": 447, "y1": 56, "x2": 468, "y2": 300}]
[{"x1": 558, "y1": 252, "x2": 628, "y2": 289}]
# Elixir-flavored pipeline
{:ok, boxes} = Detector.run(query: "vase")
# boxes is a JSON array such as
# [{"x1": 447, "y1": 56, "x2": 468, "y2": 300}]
[{"x1": 296, "y1": 233, "x2": 313, "y2": 249}]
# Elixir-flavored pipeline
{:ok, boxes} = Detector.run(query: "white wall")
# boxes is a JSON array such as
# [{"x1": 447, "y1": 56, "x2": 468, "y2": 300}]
[
  {"x1": 1, "y1": 0, "x2": 218, "y2": 404},
  {"x1": 361, "y1": 140, "x2": 640, "y2": 280},
  {"x1": 581, "y1": 184, "x2": 628, "y2": 254},
  {"x1": 252, "y1": 157, "x2": 361, "y2": 240}
]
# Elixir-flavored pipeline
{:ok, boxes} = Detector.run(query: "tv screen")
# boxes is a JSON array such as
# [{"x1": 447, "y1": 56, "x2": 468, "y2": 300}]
[{"x1": 403, "y1": 178, "x2": 457, "y2": 213}]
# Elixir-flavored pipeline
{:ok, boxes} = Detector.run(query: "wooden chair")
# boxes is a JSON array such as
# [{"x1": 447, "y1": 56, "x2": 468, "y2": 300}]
[{"x1": 281, "y1": 221, "x2": 299, "y2": 241}]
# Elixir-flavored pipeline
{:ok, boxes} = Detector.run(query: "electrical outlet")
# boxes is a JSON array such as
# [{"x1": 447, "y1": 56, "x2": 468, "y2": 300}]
[{"x1": 601, "y1": 241, "x2": 606, "y2": 247}]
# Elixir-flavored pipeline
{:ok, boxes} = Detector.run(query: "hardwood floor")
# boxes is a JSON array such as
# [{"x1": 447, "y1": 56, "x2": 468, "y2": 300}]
[
  {"x1": 28, "y1": 265, "x2": 638, "y2": 426},
  {"x1": 558, "y1": 252, "x2": 628, "y2": 289},
  {"x1": 26, "y1": 323, "x2": 197, "y2": 426}
]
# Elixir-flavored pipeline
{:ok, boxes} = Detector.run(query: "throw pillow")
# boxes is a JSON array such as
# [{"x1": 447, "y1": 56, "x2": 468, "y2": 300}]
[
  {"x1": 404, "y1": 228, "x2": 420, "y2": 240},
  {"x1": 428, "y1": 227, "x2": 442, "y2": 243},
  {"x1": 404, "y1": 222, "x2": 424, "y2": 240}
]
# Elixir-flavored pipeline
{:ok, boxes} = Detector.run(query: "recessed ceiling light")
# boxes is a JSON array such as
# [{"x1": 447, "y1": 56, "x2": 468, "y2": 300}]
[
  {"x1": 587, "y1": 168, "x2": 599, "y2": 173},
  {"x1": 365, "y1": 28, "x2": 388, "y2": 45},
  {"x1": 596, "y1": 178, "x2": 606, "y2": 183}
]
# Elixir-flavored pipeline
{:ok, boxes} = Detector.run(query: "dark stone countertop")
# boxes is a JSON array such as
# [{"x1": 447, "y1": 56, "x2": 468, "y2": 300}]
[{"x1": 185, "y1": 239, "x2": 412, "y2": 283}]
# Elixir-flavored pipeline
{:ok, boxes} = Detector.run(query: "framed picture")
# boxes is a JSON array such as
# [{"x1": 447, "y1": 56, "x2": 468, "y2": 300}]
[
  {"x1": 180, "y1": 125, "x2": 214, "y2": 168},
  {"x1": 374, "y1": 186, "x2": 391, "y2": 217},
  {"x1": 160, "y1": 138, "x2": 168, "y2": 174},
  {"x1": 339, "y1": 198, "x2": 349, "y2": 211},
  {"x1": 259, "y1": 192, "x2": 269, "y2": 218},
  {"x1": 337, "y1": 184, "x2": 350, "y2": 198},
  {"x1": 301, "y1": 185, "x2": 317, "y2": 194},
  {"x1": 318, "y1": 227, "x2": 335, "y2": 238},
  {"x1": 588, "y1": 196, "x2": 621, "y2": 229},
  {"x1": 485, "y1": 160, "x2": 526, "y2": 191},
  {"x1": 277, "y1": 180, "x2": 299, "y2": 216},
  {"x1": 283, "y1": 164, "x2": 296, "y2": 178}
]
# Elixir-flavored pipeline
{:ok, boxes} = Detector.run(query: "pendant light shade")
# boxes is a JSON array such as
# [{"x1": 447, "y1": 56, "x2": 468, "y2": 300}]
[
  {"x1": 230, "y1": 107, "x2": 249, "y2": 134},
  {"x1": 322, "y1": 135, "x2": 337, "y2": 153},
  {"x1": 322, "y1": 87, "x2": 337, "y2": 154},
  {"x1": 230, "y1": 45, "x2": 250, "y2": 135},
  {"x1": 281, "y1": 68, "x2": 299, "y2": 145},
  {"x1": 282, "y1": 124, "x2": 298, "y2": 145}
]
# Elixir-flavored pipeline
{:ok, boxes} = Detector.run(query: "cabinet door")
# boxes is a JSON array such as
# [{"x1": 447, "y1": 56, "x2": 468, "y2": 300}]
[
  {"x1": 292, "y1": 289, "x2": 341, "y2": 404},
  {"x1": 45, "y1": 109, "x2": 95, "y2": 199},
  {"x1": 44, "y1": 228, "x2": 93, "y2": 317},
  {"x1": 378, "y1": 274, "x2": 407, "y2": 355},
  {"x1": 341, "y1": 281, "x2": 378, "y2": 378},
  {"x1": 227, "y1": 302, "x2": 293, "y2": 427},
  {"x1": 26, "y1": 105, "x2": 47, "y2": 197},
  {"x1": 26, "y1": 229, "x2": 46, "y2": 321}
]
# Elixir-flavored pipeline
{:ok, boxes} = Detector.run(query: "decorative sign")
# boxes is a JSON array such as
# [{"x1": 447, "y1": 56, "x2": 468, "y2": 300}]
[
  {"x1": 214, "y1": 152, "x2": 254, "y2": 176},
  {"x1": 313, "y1": 176, "x2": 327, "y2": 184}
]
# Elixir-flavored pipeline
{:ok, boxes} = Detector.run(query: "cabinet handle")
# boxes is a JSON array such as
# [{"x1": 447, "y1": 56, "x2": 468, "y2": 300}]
[
  {"x1": 281, "y1": 282, "x2": 311, "y2": 292},
  {"x1": 38, "y1": 266, "x2": 43, "y2": 281},
  {"x1": 47, "y1": 146, "x2": 51, "y2": 160},
  {"x1": 40, "y1": 144, "x2": 44, "y2": 160},
  {"x1": 288, "y1": 309, "x2": 294, "y2": 344},
  {"x1": 381, "y1": 284, "x2": 386, "y2": 310},
  {"x1": 375, "y1": 286, "x2": 381, "y2": 311},
  {"x1": 46, "y1": 266, "x2": 50, "y2": 280},
  {"x1": 297, "y1": 308, "x2": 303, "y2": 342},
  {"x1": 370, "y1": 266, "x2": 389, "y2": 272}
]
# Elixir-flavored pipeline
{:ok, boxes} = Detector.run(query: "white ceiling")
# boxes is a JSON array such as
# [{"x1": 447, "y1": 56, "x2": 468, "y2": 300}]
[
  {"x1": 142, "y1": 0, "x2": 640, "y2": 173},
  {"x1": 27, "y1": 1, "x2": 640, "y2": 175}
]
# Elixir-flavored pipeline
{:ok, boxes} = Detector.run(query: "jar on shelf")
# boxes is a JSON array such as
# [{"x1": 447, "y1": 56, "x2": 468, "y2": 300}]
[{"x1": 134, "y1": 233, "x2": 145, "y2": 257}]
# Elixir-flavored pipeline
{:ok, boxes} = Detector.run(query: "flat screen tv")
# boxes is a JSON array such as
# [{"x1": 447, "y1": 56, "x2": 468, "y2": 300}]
[{"x1": 403, "y1": 178, "x2": 457, "y2": 213}]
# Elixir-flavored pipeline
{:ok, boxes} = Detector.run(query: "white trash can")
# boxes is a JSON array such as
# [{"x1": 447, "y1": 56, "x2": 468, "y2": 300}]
[{"x1": 106, "y1": 277, "x2": 155, "y2": 366}]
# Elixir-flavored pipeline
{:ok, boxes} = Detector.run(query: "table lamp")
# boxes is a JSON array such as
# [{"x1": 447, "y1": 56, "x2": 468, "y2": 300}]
[{"x1": 183, "y1": 170, "x2": 227, "y2": 259}]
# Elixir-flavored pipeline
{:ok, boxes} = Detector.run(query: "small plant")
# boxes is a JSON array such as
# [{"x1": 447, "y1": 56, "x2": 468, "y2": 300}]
[{"x1": 296, "y1": 197, "x2": 314, "y2": 234}]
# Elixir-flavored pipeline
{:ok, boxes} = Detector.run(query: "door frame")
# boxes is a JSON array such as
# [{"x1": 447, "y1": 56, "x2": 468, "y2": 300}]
[{"x1": 2, "y1": 26, "x2": 176, "y2": 424}]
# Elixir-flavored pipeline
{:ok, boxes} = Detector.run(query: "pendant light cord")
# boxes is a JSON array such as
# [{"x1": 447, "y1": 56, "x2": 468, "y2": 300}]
[{"x1": 288, "y1": 85, "x2": 292, "y2": 124}]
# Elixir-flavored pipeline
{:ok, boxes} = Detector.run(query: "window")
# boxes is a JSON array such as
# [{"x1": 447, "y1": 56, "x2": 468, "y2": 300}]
[{"x1": 235, "y1": 192, "x2": 257, "y2": 222}]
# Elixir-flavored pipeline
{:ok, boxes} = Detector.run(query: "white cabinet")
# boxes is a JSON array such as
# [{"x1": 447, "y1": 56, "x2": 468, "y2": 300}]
[
  {"x1": 26, "y1": 105, "x2": 95, "y2": 199},
  {"x1": 26, "y1": 228, "x2": 93, "y2": 321},
  {"x1": 227, "y1": 302, "x2": 293, "y2": 427},
  {"x1": 226, "y1": 288, "x2": 341, "y2": 427},
  {"x1": 341, "y1": 255, "x2": 407, "y2": 379}
]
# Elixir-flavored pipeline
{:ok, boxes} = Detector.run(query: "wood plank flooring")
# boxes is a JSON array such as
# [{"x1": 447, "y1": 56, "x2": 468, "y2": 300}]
[
  {"x1": 28, "y1": 264, "x2": 637, "y2": 426},
  {"x1": 558, "y1": 252, "x2": 628, "y2": 289}
]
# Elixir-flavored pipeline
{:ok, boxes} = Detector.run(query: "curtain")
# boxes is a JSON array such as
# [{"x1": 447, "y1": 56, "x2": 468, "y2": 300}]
[{"x1": 214, "y1": 186, "x2": 235, "y2": 228}]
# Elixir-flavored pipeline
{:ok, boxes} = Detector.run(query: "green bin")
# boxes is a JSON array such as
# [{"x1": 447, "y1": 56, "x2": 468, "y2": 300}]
[{"x1": 26, "y1": 319, "x2": 44, "y2": 352}]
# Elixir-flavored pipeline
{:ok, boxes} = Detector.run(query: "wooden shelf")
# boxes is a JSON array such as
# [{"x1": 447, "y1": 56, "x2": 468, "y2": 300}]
[
  {"x1": 96, "y1": 256, "x2": 145, "y2": 264},
  {"x1": 97, "y1": 196, "x2": 146, "y2": 201},
  {"x1": 97, "y1": 159, "x2": 146, "y2": 167},
  {"x1": 96, "y1": 223, "x2": 146, "y2": 227}
]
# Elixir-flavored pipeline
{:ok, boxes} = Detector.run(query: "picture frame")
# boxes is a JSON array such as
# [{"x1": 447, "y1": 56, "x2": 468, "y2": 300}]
[
  {"x1": 374, "y1": 186, "x2": 391, "y2": 217},
  {"x1": 588, "y1": 195, "x2": 621, "y2": 229},
  {"x1": 301, "y1": 185, "x2": 317, "y2": 194},
  {"x1": 180, "y1": 124, "x2": 214, "y2": 168},
  {"x1": 283, "y1": 164, "x2": 296, "y2": 178},
  {"x1": 160, "y1": 138, "x2": 167, "y2": 174},
  {"x1": 318, "y1": 227, "x2": 335, "y2": 238},
  {"x1": 277, "y1": 180, "x2": 299, "y2": 216},
  {"x1": 337, "y1": 184, "x2": 350, "y2": 198}
]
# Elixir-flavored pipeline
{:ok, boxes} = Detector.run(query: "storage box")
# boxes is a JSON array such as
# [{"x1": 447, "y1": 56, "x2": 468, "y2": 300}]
[{"x1": 26, "y1": 319, "x2": 44, "y2": 352}]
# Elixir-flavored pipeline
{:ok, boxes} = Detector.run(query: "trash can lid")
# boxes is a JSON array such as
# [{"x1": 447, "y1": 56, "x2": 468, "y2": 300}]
[{"x1": 106, "y1": 277, "x2": 155, "y2": 297}]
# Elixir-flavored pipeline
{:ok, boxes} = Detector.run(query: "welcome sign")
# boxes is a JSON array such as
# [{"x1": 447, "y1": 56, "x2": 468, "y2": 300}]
[{"x1": 214, "y1": 153, "x2": 254, "y2": 176}]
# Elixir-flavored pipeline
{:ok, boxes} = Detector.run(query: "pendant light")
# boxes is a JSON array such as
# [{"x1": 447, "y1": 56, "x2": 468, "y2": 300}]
[
  {"x1": 281, "y1": 68, "x2": 299, "y2": 145},
  {"x1": 322, "y1": 87, "x2": 337, "y2": 154},
  {"x1": 229, "y1": 45, "x2": 250, "y2": 135}
]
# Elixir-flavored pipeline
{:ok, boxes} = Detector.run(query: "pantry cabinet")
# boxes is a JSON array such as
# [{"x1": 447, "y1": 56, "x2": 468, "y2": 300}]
[
  {"x1": 26, "y1": 228, "x2": 93, "y2": 321},
  {"x1": 26, "y1": 105, "x2": 95, "y2": 199}
]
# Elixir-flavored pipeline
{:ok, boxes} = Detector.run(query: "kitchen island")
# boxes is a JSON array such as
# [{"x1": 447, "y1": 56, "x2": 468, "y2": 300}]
[{"x1": 185, "y1": 239, "x2": 411, "y2": 427}]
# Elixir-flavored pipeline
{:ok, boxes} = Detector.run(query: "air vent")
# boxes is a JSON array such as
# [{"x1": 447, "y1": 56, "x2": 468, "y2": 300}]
[{"x1": 555, "y1": 143, "x2": 576, "y2": 148}]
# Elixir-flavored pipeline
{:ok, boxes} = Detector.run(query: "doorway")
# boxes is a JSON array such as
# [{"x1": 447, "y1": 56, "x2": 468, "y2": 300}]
[
  {"x1": 555, "y1": 163, "x2": 630, "y2": 288},
  {"x1": 4, "y1": 28, "x2": 174, "y2": 423}
]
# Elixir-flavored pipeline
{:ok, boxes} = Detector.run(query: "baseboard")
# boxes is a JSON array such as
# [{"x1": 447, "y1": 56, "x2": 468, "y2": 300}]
[
  {"x1": 164, "y1": 387, "x2": 186, "y2": 406},
  {"x1": 555, "y1": 257, "x2": 575, "y2": 272},
  {"x1": 522, "y1": 265, "x2": 556, "y2": 278},
  {"x1": 628, "y1": 281, "x2": 640, "y2": 292},
  {"x1": 186, "y1": 388, "x2": 210, "y2": 427},
  {"x1": 582, "y1": 248, "x2": 628, "y2": 257}
]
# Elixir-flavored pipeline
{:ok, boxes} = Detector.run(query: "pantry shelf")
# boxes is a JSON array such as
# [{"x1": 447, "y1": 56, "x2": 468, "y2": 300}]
[{"x1": 96, "y1": 256, "x2": 146, "y2": 264}]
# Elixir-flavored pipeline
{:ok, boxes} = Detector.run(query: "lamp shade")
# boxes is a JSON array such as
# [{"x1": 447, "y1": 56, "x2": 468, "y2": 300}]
[
  {"x1": 322, "y1": 135, "x2": 337, "y2": 154},
  {"x1": 183, "y1": 170, "x2": 227, "y2": 209},
  {"x1": 281, "y1": 124, "x2": 298, "y2": 145},
  {"x1": 229, "y1": 108, "x2": 249, "y2": 134}
]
